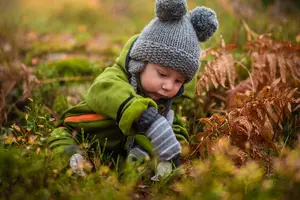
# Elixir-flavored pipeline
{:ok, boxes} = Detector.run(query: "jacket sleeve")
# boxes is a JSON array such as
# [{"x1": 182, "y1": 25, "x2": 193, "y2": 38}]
[
  {"x1": 84, "y1": 64, "x2": 157, "y2": 136},
  {"x1": 171, "y1": 75, "x2": 197, "y2": 144}
]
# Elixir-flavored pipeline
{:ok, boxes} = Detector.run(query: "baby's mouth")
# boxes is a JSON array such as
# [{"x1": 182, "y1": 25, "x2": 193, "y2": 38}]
[{"x1": 148, "y1": 92, "x2": 167, "y2": 100}]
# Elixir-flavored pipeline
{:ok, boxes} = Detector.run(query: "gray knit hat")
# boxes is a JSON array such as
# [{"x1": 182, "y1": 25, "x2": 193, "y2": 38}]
[{"x1": 129, "y1": 0, "x2": 219, "y2": 83}]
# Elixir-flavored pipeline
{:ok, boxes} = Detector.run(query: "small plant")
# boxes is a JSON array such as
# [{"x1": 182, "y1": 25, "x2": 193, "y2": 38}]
[{"x1": 191, "y1": 30, "x2": 300, "y2": 169}]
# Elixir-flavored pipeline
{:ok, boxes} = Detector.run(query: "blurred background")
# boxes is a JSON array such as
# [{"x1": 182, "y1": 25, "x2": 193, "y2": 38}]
[
  {"x1": 0, "y1": 0, "x2": 299, "y2": 59},
  {"x1": 0, "y1": 0, "x2": 299, "y2": 124}
]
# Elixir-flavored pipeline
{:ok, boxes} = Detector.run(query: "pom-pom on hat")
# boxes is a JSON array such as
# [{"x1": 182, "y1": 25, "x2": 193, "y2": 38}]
[{"x1": 130, "y1": 0, "x2": 219, "y2": 83}]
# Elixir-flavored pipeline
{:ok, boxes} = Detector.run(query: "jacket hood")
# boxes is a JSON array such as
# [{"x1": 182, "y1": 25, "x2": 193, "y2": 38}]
[{"x1": 115, "y1": 34, "x2": 139, "y2": 74}]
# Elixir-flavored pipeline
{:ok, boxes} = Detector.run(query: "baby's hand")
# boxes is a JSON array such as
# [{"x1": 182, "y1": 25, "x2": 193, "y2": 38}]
[
  {"x1": 151, "y1": 161, "x2": 173, "y2": 182},
  {"x1": 70, "y1": 153, "x2": 86, "y2": 176},
  {"x1": 151, "y1": 155, "x2": 181, "y2": 182}
]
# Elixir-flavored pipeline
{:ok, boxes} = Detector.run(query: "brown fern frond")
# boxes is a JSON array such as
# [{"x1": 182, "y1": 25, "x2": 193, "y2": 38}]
[
  {"x1": 0, "y1": 63, "x2": 40, "y2": 125},
  {"x1": 226, "y1": 81, "x2": 298, "y2": 159},
  {"x1": 197, "y1": 42, "x2": 236, "y2": 95},
  {"x1": 287, "y1": 56, "x2": 300, "y2": 81},
  {"x1": 244, "y1": 103, "x2": 265, "y2": 135},
  {"x1": 227, "y1": 36, "x2": 299, "y2": 110},
  {"x1": 190, "y1": 114, "x2": 229, "y2": 158},
  {"x1": 250, "y1": 52, "x2": 270, "y2": 88},
  {"x1": 262, "y1": 116, "x2": 275, "y2": 142},
  {"x1": 227, "y1": 35, "x2": 299, "y2": 110},
  {"x1": 267, "y1": 53, "x2": 277, "y2": 81},
  {"x1": 193, "y1": 80, "x2": 298, "y2": 161},
  {"x1": 245, "y1": 35, "x2": 300, "y2": 87},
  {"x1": 230, "y1": 115, "x2": 253, "y2": 138},
  {"x1": 223, "y1": 53, "x2": 236, "y2": 89},
  {"x1": 194, "y1": 31, "x2": 299, "y2": 165},
  {"x1": 265, "y1": 101, "x2": 279, "y2": 124},
  {"x1": 227, "y1": 79, "x2": 254, "y2": 109},
  {"x1": 277, "y1": 53, "x2": 287, "y2": 83},
  {"x1": 258, "y1": 80, "x2": 298, "y2": 128}
]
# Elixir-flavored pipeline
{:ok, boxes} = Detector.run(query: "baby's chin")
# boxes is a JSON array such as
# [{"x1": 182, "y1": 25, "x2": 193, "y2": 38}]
[{"x1": 147, "y1": 92, "x2": 170, "y2": 101}]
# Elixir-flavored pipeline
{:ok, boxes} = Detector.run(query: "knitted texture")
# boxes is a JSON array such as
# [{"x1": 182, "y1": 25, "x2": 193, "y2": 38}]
[
  {"x1": 166, "y1": 109, "x2": 174, "y2": 125},
  {"x1": 130, "y1": 16, "x2": 200, "y2": 83},
  {"x1": 127, "y1": 108, "x2": 178, "y2": 164},
  {"x1": 155, "y1": 0, "x2": 187, "y2": 21},
  {"x1": 128, "y1": 59, "x2": 146, "y2": 92},
  {"x1": 137, "y1": 106, "x2": 160, "y2": 132},
  {"x1": 190, "y1": 7, "x2": 219, "y2": 42},
  {"x1": 70, "y1": 153, "x2": 86, "y2": 176},
  {"x1": 130, "y1": 0, "x2": 218, "y2": 82},
  {"x1": 144, "y1": 112, "x2": 181, "y2": 161}
]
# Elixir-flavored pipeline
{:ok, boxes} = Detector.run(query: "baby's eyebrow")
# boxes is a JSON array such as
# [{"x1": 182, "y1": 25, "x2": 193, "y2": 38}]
[
  {"x1": 157, "y1": 66, "x2": 168, "y2": 72},
  {"x1": 177, "y1": 77, "x2": 185, "y2": 82}
]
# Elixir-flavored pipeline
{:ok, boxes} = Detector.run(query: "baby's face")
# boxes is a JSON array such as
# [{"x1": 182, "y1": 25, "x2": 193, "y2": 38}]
[{"x1": 140, "y1": 63, "x2": 185, "y2": 101}]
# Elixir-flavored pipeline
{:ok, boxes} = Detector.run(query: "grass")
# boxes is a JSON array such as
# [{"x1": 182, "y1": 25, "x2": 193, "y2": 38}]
[{"x1": 1, "y1": 0, "x2": 300, "y2": 199}]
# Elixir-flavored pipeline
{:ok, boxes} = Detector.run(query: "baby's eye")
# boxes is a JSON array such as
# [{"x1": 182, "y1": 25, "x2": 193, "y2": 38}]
[
  {"x1": 158, "y1": 71, "x2": 167, "y2": 77},
  {"x1": 175, "y1": 79, "x2": 184, "y2": 84}
]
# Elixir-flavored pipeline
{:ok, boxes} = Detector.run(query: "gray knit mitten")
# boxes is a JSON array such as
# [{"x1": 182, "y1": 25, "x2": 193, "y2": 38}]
[
  {"x1": 146, "y1": 117, "x2": 181, "y2": 161},
  {"x1": 70, "y1": 153, "x2": 86, "y2": 176},
  {"x1": 127, "y1": 145, "x2": 150, "y2": 163},
  {"x1": 64, "y1": 145, "x2": 86, "y2": 176},
  {"x1": 166, "y1": 109, "x2": 174, "y2": 125},
  {"x1": 138, "y1": 107, "x2": 181, "y2": 161}
]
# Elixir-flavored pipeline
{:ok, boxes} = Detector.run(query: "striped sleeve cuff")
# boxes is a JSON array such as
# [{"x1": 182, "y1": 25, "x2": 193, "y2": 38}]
[{"x1": 136, "y1": 107, "x2": 161, "y2": 132}]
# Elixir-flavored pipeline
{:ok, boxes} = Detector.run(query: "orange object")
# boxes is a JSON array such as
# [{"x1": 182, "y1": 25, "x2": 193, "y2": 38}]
[{"x1": 64, "y1": 114, "x2": 104, "y2": 123}]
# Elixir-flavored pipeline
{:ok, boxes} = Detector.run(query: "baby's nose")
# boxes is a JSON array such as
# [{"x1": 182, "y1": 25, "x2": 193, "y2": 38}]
[{"x1": 162, "y1": 80, "x2": 173, "y2": 91}]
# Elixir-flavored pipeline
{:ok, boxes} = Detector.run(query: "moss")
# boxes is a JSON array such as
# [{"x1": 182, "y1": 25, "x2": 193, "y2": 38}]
[{"x1": 36, "y1": 57, "x2": 102, "y2": 79}]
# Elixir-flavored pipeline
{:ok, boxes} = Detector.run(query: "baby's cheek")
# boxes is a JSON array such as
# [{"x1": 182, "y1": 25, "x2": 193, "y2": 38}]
[
  {"x1": 175, "y1": 85, "x2": 182, "y2": 92},
  {"x1": 170, "y1": 89, "x2": 179, "y2": 97}
]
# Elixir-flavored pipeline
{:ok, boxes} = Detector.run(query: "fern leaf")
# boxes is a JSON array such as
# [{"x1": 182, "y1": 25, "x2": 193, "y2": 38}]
[
  {"x1": 287, "y1": 57, "x2": 300, "y2": 81},
  {"x1": 277, "y1": 54, "x2": 287, "y2": 83},
  {"x1": 266, "y1": 53, "x2": 277, "y2": 81}
]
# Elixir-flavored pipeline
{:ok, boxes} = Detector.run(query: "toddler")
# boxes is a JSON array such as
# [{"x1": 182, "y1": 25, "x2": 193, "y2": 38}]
[{"x1": 48, "y1": 0, "x2": 218, "y2": 178}]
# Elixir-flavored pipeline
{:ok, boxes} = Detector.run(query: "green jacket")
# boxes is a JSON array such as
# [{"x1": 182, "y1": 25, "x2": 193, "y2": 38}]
[{"x1": 48, "y1": 35, "x2": 196, "y2": 156}]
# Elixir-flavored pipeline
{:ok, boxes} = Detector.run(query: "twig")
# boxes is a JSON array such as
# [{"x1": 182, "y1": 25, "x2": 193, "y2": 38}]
[
  {"x1": 235, "y1": 60, "x2": 256, "y2": 95},
  {"x1": 188, "y1": 120, "x2": 228, "y2": 158},
  {"x1": 210, "y1": 92, "x2": 227, "y2": 102},
  {"x1": 207, "y1": 108, "x2": 227, "y2": 114},
  {"x1": 43, "y1": 105, "x2": 59, "y2": 120},
  {"x1": 242, "y1": 20, "x2": 259, "y2": 41}
]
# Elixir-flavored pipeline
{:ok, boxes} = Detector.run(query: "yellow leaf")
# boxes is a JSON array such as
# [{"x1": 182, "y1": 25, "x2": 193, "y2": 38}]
[
  {"x1": 17, "y1": 136, "x2": 23, "y2": 142},
  {"x1": 5, "y1": 135, "x2": 17, "y2": 144},
  {"x1": 28, "y1": 135, "x2": 37, "y2": 144},
  {"x1": 12, "y1": 124, "x2": 21, "y2": 132}
]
